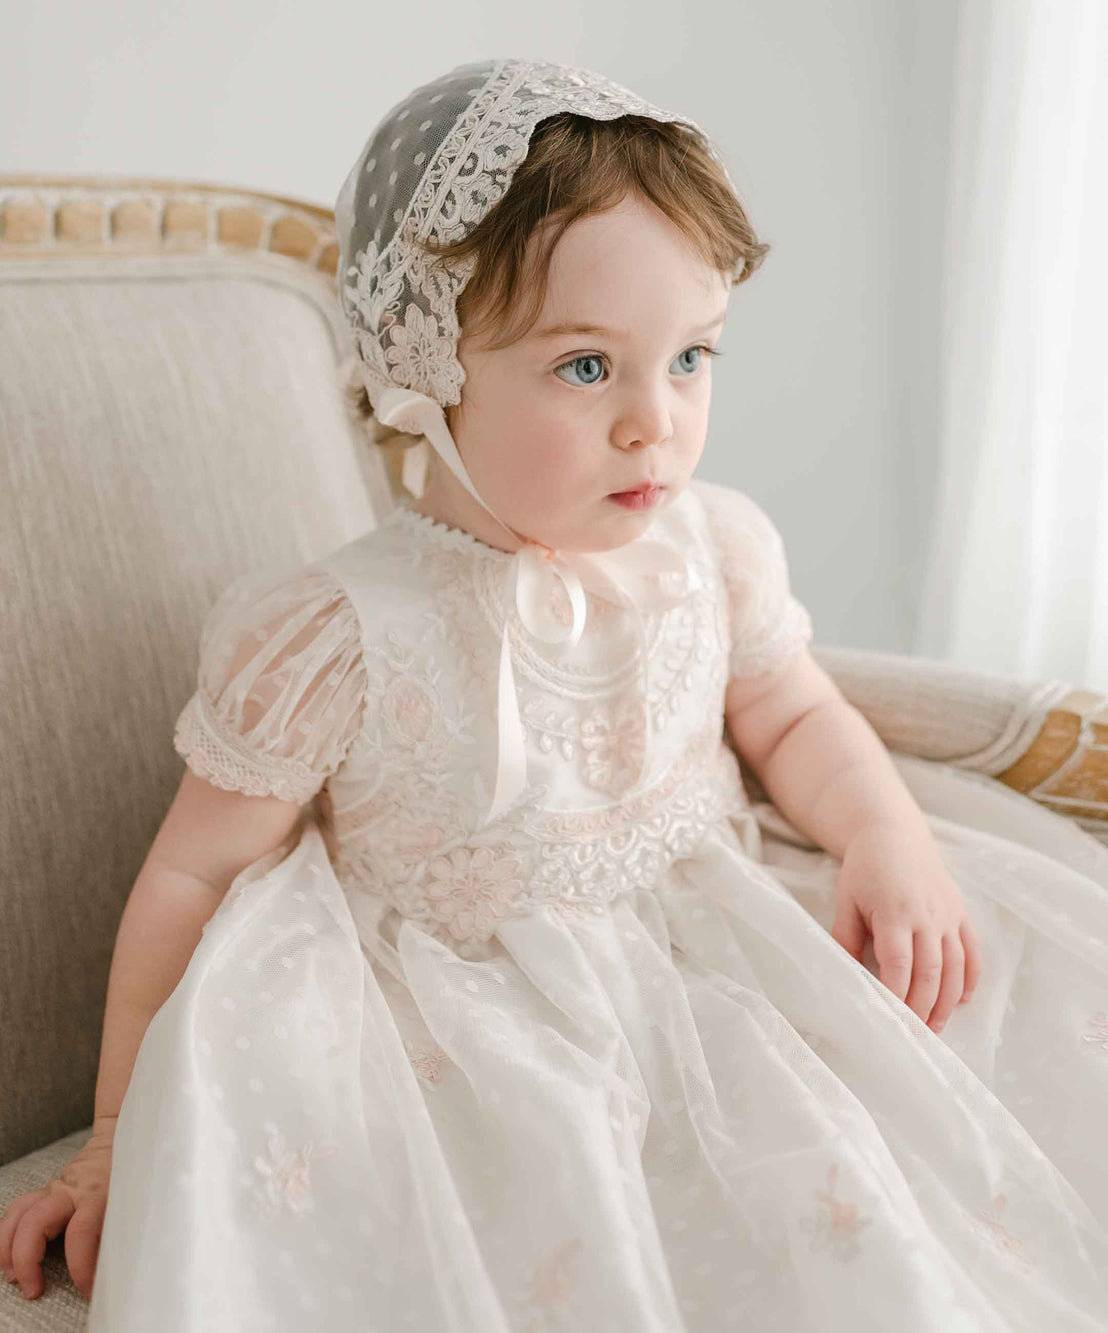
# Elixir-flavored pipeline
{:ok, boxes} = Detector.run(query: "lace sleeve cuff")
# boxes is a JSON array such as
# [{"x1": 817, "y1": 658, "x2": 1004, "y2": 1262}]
[{"x1": 173, "y1": 691, "x2": 329, "y2": 805}]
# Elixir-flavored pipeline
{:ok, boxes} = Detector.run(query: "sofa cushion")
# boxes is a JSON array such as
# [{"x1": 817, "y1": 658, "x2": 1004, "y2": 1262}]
[{"x1": 0, "y1": 251, "x2": 384, "y2": 1164}]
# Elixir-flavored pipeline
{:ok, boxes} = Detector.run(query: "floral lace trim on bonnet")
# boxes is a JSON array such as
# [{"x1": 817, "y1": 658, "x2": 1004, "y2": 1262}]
[{"x1": 335, "y1": 56, "x2": 743, "y2": 414}]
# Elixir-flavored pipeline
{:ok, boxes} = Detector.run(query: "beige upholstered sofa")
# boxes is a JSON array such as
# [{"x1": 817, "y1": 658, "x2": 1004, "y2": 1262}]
[{"x1": 1, "y1": 175, "x2": 1105, "y2": 1330}]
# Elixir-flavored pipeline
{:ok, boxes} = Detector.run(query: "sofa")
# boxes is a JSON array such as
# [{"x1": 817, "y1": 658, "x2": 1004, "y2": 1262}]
[{"x1": 1, "y1": 174, "x2": 1105, "y2": 1330}]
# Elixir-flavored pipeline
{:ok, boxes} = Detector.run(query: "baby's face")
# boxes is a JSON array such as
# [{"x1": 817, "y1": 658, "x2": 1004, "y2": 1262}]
[{"x1": 430, "y1": 193, "x2": 731, "y2": 554}]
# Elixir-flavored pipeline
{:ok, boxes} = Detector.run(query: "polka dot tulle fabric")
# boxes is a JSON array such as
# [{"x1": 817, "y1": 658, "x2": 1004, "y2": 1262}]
[{"x1": 89, "y1": 481, "x2": 1108, "y2": 1330}]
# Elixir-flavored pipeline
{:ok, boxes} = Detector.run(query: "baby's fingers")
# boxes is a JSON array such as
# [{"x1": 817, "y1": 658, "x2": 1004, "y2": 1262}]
[
  {"x1": 1, "y1": 1191, "x2": 45, "y2": 1278},
  {"x1": 960, "y1": 916, "x2": 983, "y2": 1003},
  {"x1": 64, "y1": 1203, "x2": 104, "y2": 1300},
  {"x1": 925, "y1": 932, "x2": 966, "y2": 1032},
  {"x1": 871, "y1": 918, "x2": 915, "y2": 1004},
  {"x1": 7, "y1": 1190, "x2": 75, "y2": 1299},
  {"x1": 902, "y1": 929, "x2": 944, "y2": 1028}
]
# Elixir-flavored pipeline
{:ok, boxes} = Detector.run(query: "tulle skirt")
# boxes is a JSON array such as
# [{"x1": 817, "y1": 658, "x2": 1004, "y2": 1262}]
[{"x1": 89, "y1": 754, "x2": 1108, "y2": 1332}]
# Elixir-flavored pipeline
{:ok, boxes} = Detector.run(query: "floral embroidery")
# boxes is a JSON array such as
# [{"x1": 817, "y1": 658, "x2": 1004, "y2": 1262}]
[
  {"x1": 579, "y1": 695, "x2": 648, "y2": 795},
  {"x1": 345, "y1": 236, "x2": 388, "y2": 353},
  {"x1": 250, "y1": 1122, "x2": 338, "y2": 1221},
  {"x1": 333, "y1": 720, "x2": 746, "y2": 939},
  {"x1": 525, "y1": 701, "x2": 578, "y2": 762},
  {"x1": 797, "y1": 1163, "x2": 871, "y2": 1262},
  {"x1": 521, "y1": 722, "x2": 743, "y2": 910},
  {"x1": 969, "y1": 1193, "x2": 1034, "y2": 1273},
  {"x1": 382, "y1": 674, "x2": 439, "y2": 745},
  {"x1": 426, "y1": 843, "x2": 525, "y2": 941},
  {"x1": 310, "y1": 489, "x2": 755, "y2": 940},
  {"x1": 513, "y1": 1236, "x2": 585, "y2": 1332},
  {"x1": 334, "y1": 795, "x2": 455, "y2": 863},
  {"x1": 1081, "y1": 1011, "x2": 1108, "y2": 1052},
  {"x1": 528, "y1": 716, "x2": 727, "y2": 841},
  {"x1": 407, "y1": 1040, "x2": 451, "y2": 1086},
  {"x1": 393, "y1": 818, "x2": 448, "y2": 857},
  {"x1": 384, "y1": 304, "x2": 456, "y2": 391}
]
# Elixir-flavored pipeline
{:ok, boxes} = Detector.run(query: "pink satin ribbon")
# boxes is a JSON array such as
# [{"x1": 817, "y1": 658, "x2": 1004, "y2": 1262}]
[{"x1": 372, "y1": 382, "x2": 698, "y2": 827}]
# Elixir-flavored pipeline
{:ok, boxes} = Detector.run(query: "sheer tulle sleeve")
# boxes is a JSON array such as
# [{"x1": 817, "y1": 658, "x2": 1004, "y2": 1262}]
[
  {"x1": 173, "y1": 567, "x2": 367, "y2": 804},
  {"x1": 691, "y1": 477, "x2": 814, "y2": 679}
]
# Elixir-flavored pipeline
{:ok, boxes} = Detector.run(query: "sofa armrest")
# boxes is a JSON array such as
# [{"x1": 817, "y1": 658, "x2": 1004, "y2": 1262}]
[
  {"x1": 809, "y1": 644, "x2": 1108, "y2": 842},
  {"x1": 990, "y1": 688, "x2": 1108, "y2": 833}
]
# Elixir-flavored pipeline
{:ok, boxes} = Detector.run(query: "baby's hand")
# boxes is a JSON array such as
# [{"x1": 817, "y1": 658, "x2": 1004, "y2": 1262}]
[
  {"x1": 0, "y1": 1115, "x2": 116, "y2": 1302},
  {"x1": 830, "y1": 822, "x2": 982, "y2": 1033}
]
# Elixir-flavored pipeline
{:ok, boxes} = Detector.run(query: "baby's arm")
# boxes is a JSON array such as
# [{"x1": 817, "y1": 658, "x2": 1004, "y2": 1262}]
[
  {"x1": 724, "y1": 647, "x2": 982, "y2": 1029},
  {"x1": 0, "y1": 771, "x2": 304, "y2": 1302},
  {"x1": 93, "y1": 770, "x2": 305, "y2": 1121},
  {"x1": 724, "y1": 648, "x2": 930, "y2": 855}
]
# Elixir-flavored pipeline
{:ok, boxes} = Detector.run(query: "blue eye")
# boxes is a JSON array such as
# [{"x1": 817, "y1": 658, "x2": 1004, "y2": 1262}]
[
  {"x1": 553, "y1": 344, "x2": 721, "y2": 387},
  {"x1": 556, "y1": 353, "x2": 606, "y2": 386}
]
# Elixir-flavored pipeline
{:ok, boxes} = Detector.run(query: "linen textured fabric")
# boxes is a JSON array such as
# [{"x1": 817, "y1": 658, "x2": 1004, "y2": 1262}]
[{"x1": 89, "y1": 478, "x2": 1108, "y2": 1331}]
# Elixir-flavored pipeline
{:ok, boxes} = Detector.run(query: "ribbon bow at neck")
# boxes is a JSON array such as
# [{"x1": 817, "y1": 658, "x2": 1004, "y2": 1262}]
[{"x1": 372, "y1": 382, "x2": 699, "y2": 827}]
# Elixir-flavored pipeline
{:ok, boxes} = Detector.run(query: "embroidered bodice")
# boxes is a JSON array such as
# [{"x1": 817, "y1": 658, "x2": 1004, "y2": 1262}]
[{"x1": 173, "y1": 479, "x2": 813, "y2": 950}]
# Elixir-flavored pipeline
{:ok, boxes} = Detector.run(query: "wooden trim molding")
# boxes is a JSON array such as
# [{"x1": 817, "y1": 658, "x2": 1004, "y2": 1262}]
[
  {"x1": 0, "y1": 174, "x2": 339, "y2": 279},
  {"x1": 994, "y1": 689, "x2": 1108, "y2": 829}
]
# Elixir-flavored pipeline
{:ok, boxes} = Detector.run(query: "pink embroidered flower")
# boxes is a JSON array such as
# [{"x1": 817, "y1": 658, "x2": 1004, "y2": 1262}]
[
  {"x1": 531, "y1": 1237, "x2": 584, "y2": 1306},
  {"x1": 426, "y1": 843, "x2": 524, "y2": 940},
  {"x1": 408, "y1": 1041, "x2": 450, "y2": 1085},
  {"x1": 579, "y1": 696, "x2": 647, "y2": 795},
  {"x1": 514, "y1": 1236, "x2": 584, "y2": 1330},
  {"x1": 250, "y1": 1123, "x2": 338, "y2": 1221},
  {"x1": 797, "y1": 1162, "x2": 871, "y2": 1262},
  {"x1": 383, "y1": 675, "x2": 438, "y2": 744},
  {"x1": 392, "y1": 817, "x2": 446, "y2": 858},
  {"x1": 970, "y1": 1193, "x2": 1034, "y2": 1272}
]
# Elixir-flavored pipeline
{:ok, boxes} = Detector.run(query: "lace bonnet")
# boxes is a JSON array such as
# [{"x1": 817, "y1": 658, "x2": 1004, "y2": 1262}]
[{"x1": 334, "y1": 57, "x2": 735, "y2": 825}]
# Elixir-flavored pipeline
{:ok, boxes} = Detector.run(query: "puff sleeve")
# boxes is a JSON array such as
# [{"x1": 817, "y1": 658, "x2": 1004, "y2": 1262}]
[
  {"x1": 692, "y1": 477, "x2": 814, "y2": 679},
  {"x1": 173, "y1": 566, "x2": 367, "y2": 804}
]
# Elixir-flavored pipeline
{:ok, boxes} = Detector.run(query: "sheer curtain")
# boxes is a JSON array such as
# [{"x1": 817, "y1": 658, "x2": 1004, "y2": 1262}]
[{"x1": 914, "y1": 0, "x2": 1108, "y2": 689}]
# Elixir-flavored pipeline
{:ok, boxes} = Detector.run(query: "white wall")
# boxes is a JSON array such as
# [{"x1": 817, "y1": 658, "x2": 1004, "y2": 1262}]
[{"x1": 3, "y1": 0, "x2": 962, "y2": 656}]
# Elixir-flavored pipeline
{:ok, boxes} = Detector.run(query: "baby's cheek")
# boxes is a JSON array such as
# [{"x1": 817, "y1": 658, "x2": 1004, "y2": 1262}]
[{"x1": 526, "y1": 433, "x2": 596, "y2": 492}]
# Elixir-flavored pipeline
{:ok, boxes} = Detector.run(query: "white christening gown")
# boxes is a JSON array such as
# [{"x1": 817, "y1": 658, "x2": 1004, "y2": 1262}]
[{"x1": 88, "y1": 478, "x2": 1108, "y2": 1332}]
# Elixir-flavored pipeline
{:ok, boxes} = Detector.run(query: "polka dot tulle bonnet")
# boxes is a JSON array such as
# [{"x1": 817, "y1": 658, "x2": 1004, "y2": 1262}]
[{"x1": 333, "y1": 56, "x2": 741, "y2": 489}]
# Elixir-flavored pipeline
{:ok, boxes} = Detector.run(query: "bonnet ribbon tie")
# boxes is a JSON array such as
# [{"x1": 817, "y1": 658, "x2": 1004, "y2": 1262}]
[{"x1": 373, "y1": 383, "x2": 699, "y2": 827}]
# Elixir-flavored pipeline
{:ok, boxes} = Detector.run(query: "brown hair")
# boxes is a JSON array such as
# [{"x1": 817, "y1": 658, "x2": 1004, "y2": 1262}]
[{"x1": 342, "y1": 111, "x2": 770, "y2": 453}]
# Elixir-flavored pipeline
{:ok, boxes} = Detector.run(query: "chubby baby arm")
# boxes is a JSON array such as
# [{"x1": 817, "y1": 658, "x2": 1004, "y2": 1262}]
[
  {"x1": 724, "y1": 648, "x2": 982, "y2": 1032},
  {"x1": 0, "y1": 771, "x2": 304, "y2": 1303}
]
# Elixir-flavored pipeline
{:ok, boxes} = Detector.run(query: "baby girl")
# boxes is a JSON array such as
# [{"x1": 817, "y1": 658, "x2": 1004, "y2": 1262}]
[{"x1": 4, "y1": 57, "x2": 1106, "y2": 1333}]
